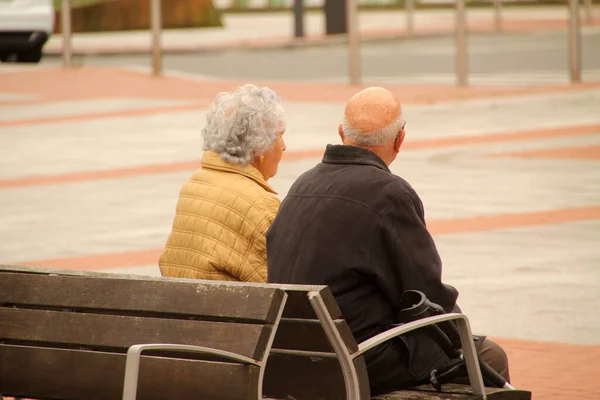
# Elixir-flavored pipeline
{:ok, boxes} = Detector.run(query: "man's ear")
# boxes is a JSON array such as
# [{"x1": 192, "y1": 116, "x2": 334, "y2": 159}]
[
  {"x1": 338, "y1": 124, "x2": 345, "y2": 143},
  {"x1": 394, "y1": 129, "x2": 405, "y2": 153}
]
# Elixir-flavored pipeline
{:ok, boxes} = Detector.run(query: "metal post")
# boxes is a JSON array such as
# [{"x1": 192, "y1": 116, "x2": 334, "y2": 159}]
[
  {"x1": 61, "y1": 0, "x2": 72, "y2": 67},
  {"x1": 294, "y1": 0, "x2": 304, "y2": 38},
  {"x1": 346, "y1": 0, "x2": 360, "y2": 85},
  {"x1": 150, "y1": 0, "x2": 163, "y2": 76},
  {"x1": 568, "y1": 0, "x2": 582, "y2": 83},
  {"x1": 583, "y1": 0, "x2": 593, "y2": 25},
  {"x1": 309, "y1": 293, "x2": 362, "y2": 400},
  {"x1": 455, "y1": 0, "x2": 468, "y2": 87},
  {"x1": 492, "y1": 0, "x2": 502, "y2": 32},
  {"x1": 406, "y1": 0, "x2": 414, "y2": 34}
]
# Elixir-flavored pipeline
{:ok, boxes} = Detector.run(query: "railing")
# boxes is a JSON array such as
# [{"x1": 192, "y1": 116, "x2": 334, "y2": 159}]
[
  {"x1": 216, "y1": 0, "x2": 595, "y2": 10},
  {"x1": 58, "y1": 0, "x2": 593, "y2": 84}
]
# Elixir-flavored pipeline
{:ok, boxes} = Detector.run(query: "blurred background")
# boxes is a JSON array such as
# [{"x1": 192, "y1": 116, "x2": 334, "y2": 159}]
[
  {"x1": 1, "y1": 2, "x2": 599, "y2": 399},
  {"x1": 1, "y1": 0, "x2": 599, "y2": 85}
]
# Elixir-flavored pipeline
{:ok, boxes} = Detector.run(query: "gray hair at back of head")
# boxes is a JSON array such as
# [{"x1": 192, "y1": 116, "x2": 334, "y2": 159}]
[
  {"x1": 202, "y1": 84, "x2": 284, "y2": 165},
  {"x1": 342, "y1": 116, "x2": 402, "y2": 147}
]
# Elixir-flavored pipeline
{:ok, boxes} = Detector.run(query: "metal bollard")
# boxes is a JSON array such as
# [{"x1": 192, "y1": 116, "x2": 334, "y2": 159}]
[
  {"x1": 406, "y1": 0, "x2": 414, "y2": 34},
  {"x1": 492, "y1": 0, "x2": 502, "y2": 32},
  {"x1": 294, "y1": 0, "x2": 304, "y2": 38},
  {"x1": 61, "y1": 0, "x2": 72, "y2": 67},
  {"x1": 568, "y1": 0, "x2": 582, "y2": 83},
  {"x1": 455, "y1": 0, "x2": 468, "y2": 87},
  {"x1": 150, "y1": 0, "x2": 163, "y2": 76},
  {"x1": 346, "y1": 0, "x2": 360, "y2": 85},
  {"x1": 583, "y1": 0, "x2": 593, "y2": 25}
]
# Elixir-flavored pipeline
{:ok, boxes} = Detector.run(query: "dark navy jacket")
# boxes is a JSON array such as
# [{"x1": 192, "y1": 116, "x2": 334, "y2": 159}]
[{"x1": 267, "y1": 144, "x2": 459, "y2": 394}]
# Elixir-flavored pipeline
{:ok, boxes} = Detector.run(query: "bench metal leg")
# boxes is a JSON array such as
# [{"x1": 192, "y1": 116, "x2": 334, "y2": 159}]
[
  {"x1": 257, "y1": 292, "x2": 288, "y2": 400},
  {"x1": 309, "y1": 291, "x2": 362, "y2": 400},
  {"x1": 454, "y1": 316, "x2": 486, "y2": 397}
]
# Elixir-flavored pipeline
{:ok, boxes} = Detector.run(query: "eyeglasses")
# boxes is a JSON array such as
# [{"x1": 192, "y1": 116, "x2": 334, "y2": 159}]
[{"x1": 395, "y1": 120, "x2": 406, "y2": 145}]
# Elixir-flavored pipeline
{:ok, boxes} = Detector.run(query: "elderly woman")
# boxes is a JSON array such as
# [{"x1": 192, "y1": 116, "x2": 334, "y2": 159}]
[{"x1": 159, "y1": 84, "x2": 286, "y2": 282}]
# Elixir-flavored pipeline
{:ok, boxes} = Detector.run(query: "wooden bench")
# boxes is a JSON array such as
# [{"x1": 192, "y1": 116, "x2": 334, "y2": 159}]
[
  {"x1": 0, "y1": 265, "x2": 287, "y2": 400},
  {"x1": 264, "y1": 284, "x2": 531, "y2": 400},
  {"x1": 0, "y1": 265, "x2": 531, "y2": 400}
]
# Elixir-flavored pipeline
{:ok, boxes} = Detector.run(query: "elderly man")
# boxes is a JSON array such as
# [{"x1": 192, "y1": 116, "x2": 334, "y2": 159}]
[{"x1": 266, "y1": 87, "x2": 510, "y2": 395}]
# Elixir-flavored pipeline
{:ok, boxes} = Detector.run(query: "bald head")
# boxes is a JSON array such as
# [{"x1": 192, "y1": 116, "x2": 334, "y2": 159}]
[
  {"x1": 344, "y1": 87, "x2": 401, "y2": 134},
  {"x1": 339, "y1": 87, "x2": 405, "y2": 166}
]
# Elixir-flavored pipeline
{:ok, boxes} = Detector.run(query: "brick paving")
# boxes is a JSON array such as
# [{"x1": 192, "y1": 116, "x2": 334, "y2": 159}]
[
  {"x1": 0, "y1": 65, "x2": 599, "y2": 399},
  {"x1": 494, "y1": 338, "x2": 600, "y2": 400}
]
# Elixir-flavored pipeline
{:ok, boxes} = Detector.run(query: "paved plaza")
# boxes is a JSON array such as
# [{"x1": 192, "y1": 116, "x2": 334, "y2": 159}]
[
  {"x1": 44, "y1": 6, "x2": 600, "y2": 56},
  {"x1": 1, "y1": 10, "x2": 600, "y2": 395}
]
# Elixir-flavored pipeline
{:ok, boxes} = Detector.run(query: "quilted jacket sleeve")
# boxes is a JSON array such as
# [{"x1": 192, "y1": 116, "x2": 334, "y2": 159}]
[{"x1": 234, "y1": 195, "x2": 280, "y2": 283}]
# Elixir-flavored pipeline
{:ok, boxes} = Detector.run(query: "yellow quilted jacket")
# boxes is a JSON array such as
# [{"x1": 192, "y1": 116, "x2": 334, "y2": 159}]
[{"x1": 159, "y1": 151, "x2": 280, "y2": 282}]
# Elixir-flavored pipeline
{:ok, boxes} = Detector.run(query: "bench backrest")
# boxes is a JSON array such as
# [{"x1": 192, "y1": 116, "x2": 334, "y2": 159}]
[
  {"x1": 0, "y1": 265, "x2": 285, "y2": 400},
  {"x1": 264, "y1": 285, "x2": 371, "y2": 400}
]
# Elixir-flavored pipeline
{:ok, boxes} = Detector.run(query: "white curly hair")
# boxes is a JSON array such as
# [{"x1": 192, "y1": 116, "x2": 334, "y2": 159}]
[{"x1": 202, "y1": 84, "x2": 285, "y2": 166}]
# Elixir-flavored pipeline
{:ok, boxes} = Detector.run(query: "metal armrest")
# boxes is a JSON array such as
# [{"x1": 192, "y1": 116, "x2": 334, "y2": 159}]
[
  {"x1": 355, "y1": 313, "x2": 487, "y2": 398},
  {"x1": 122, "y1": 343, "x2": 260, "y2": 400},
  {"x1": 355, "y1": 314, "x2": 464, "y2": 357}
]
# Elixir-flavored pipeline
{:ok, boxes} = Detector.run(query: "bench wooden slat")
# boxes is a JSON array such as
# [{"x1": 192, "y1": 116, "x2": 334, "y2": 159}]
[
  {"x1": 273, "y1": 318, "x2": 358, "y2": 353},
  {"x1": 375, "y1": 384, "x2": 533, "y2": 400},
  {"x1": 375, "y1": 392, "x2": 489, "y2": 399},
  {"x1": 0, "y1": 268, "x2": 283, "y2": 323},
  {"x1": 0, "y1": 344, "x2": 259, "y2": 400},
  {"x1": 264, "y1": 285, "x2": 370, "y2": 399},
  {"x1": 276, "y1": 285, "x2": 342, "y2": 319},
  {"x1": 0, "y1": 308, "x2": 272, "y2": 360},
  {"x1": 264, "y1": 352, "x2": 370, "y2": 400}
]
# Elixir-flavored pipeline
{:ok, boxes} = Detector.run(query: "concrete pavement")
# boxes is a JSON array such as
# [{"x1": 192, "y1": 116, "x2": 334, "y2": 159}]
[
  {"x1": 0, "y1": 64, "x2": 599, "y2": 398},
  {"x1": 43, "y1": 6, "x2": 600, "y2": 55},
  {"x1": 40, "y1": 26, "x2": 600, "y2": 87}
]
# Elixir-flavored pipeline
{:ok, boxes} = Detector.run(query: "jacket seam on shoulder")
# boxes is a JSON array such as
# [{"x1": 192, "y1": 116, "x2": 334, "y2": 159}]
[
  {"x1": 250, "y1": 193, "x2": 280, "y2": 215},
  {"x1": 188, "y1": 176, "x2": 274, "y2": 196},
  {"x1": 285, "y1": 193, "x2": 381, "y2": 215},
  {"x1": 380, "y1": 190, "x2": 415, "y2": 216}
]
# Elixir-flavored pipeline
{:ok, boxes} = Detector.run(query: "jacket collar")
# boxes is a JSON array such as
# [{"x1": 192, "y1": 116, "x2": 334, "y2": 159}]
[
  {"x1": 322, "y1": 144, "x2": 391, "y2": 172},
  {"x1": 201, "y1": 151, "x2": 278, "y2": 194}
]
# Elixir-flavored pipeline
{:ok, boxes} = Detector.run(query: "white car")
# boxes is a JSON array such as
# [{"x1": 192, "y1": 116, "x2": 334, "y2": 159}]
[{"x1": 0, "y1": 0, "x2": 54, "y2": 63}]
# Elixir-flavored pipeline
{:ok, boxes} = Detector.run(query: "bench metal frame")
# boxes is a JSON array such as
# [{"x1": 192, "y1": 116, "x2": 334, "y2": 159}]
[
  {"x1": 121, "y1": 292, "x2": 288, "y2": 400},
  {"x1": 308, "y1": 291, "x2": 487, "y2": 400}
]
